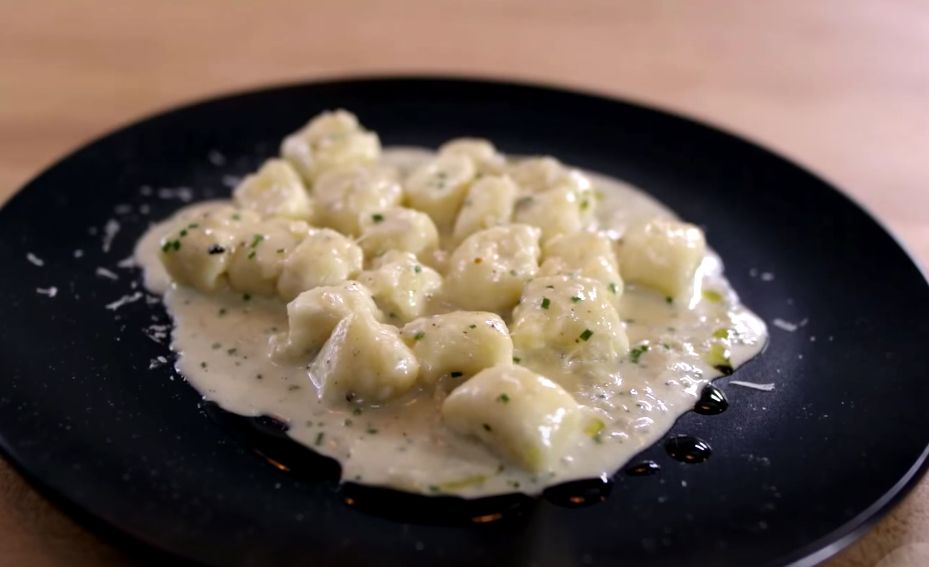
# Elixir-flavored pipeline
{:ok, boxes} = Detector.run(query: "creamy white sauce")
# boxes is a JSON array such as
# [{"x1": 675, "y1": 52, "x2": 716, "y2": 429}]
[{"x1": 135, "y1": 148, "x2": 767, "y2": 498}]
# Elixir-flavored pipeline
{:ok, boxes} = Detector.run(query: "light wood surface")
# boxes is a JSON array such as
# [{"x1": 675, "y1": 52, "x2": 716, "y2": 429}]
[{"x1": 1, "y1": 1, "x2": 927, "y2": 565}]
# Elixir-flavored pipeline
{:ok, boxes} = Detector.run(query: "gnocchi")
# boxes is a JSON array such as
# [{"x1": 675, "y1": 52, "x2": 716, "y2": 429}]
[
  {"x1": 233, "y1": 158, "x2": 314, "y2": 220},
  {"x1": 359, "y1": 251, "x2": 443, "y2": 323},
  {"x1": 442, "y1": 365, "x2": 581, "y2": 472},
  {"x1": 444, "y1": 224, "x2": 542, "y2": 313},
  {"x1": 400, "y1": 311, "x2": 513, "y2": 386},
  {"x1": 310, "y1": 310, "x2": 419, "y2": 404},
  {"x1": 312, "y1": 163, "x2": 402, "y2": 236},
  {"x1": 277, "y1": 228, "x2": 363, "y2": 300},
  {"x1": 619, "y1": 218, "x2": 706, "y2": 299},
  {"x1": 404, "y1": 153, "x2": 476, "y2": 230},
  {"x1": 280, "y1": 109, "x2": 381, "y2": 181}
]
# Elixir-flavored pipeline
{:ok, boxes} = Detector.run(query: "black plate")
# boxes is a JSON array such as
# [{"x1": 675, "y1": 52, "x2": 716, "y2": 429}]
[{"x1": 1, "y1": 77, "x2": 927, "y2": 566}]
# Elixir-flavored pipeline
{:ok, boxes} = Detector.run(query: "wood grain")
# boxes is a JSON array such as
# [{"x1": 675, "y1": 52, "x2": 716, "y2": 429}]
[{"x1": 1, "y1": 1, "x2": 927, "y2": 564}]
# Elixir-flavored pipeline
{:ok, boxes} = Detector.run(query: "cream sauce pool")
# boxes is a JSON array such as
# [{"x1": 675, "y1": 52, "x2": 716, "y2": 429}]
[{"x1": 136, "y1": 148, "x2": 767, "y2": 498}]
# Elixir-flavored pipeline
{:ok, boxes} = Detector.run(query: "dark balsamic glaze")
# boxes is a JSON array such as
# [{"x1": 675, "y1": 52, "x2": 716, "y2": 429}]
[
  {"x1": 694, "y1": 383, "x2": 729, "y2": 415},
  {"x1": 664, "y1": 435, "x2": 713, "y2": 463},
  {"x1": 624, "y1": 460, "x2": 661, "y2": 476}
]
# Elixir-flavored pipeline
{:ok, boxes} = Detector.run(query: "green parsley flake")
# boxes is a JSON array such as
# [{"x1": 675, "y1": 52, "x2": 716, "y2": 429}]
[
  {"x1": 250, "y1": 234, "x2": 265, "y2": 248},
  {"x1": 482, "y1": 423, "x2": 493, "y2": 432},
  {"x1": 414, "y1": 265, "x2": 422, "y2": 273},
  {"x1": 703, "y1": 289, "x2": 723, "y2": 303},
  {"x1": 371, "y1": 213, "x2": 384, "y2": 223},
  {"x1": 570, "y1": 296, "x2": 582, "y2": 303},
  {"x1": 665, "y1": 296, "x2": 673, "y2": 304},
  {"x1": 497, "y1": 393, "x2": 510, "y2": 403},
  {"x1": 541, "y1": 297, "x2": 551, "y2": 309},
  {"x1": 579, "y1": 329, "x2": 594, "y2": 341},
  {"x1": 628, "y1": 344, "x2": 650, "y2": 364},
  {"x1": 315, "y1": 432, "x2": 325, "y2": 446},
  {"x1": 413, "y1": 331, "x2": 425, "y2": 341},
  {"x1": 609, "y1": 282, "x2": 618, "y2": 294},
  {"x1": 512, "y1": 356, "x2": 521, "y2": 364},
  {"x1": 242, "y1": 293, "x2": 252, "y2": 301}
]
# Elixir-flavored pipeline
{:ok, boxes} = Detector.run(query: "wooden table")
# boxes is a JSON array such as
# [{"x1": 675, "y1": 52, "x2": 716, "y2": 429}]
[{"x1": 1, "y1": 1, "x2": 927, "y2": 564}]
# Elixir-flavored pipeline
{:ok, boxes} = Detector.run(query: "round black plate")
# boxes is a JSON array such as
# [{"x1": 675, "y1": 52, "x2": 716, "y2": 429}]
[{"x1": 1, "y1": 77, "x2": 927, "y2": 566}]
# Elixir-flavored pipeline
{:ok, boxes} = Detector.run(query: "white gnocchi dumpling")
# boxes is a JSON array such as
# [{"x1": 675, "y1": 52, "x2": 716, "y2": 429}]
[
  {"x1": 438, "y1": 138, "x2": 506, "y2": 174},
  {"x1": 356, "y1": 207, "x2": 439, "y2": 263},
  {"x1": 312, "y1": 163, "x2": 403, "y2": 236},
  {"x1": 441, "y1": 364, "x2": 581, "y2": 472},
  {"x1": 513, "y1": 186, "x2": 595, "y2": 242},
  {"x1": 280, "y1": 109, "x2": 381, "y2": 181},
  {"x1": 358, "y1": 251, "x2": 442, "y2": 323},
  {"x1": 540, "y1": 231, "x2": 623, "y2": 303},
  {"x1": 452, "y1": 174, "x2": 517, "y2": 244},
  {"x1": 404, "y1": 154, "x2": 476, "y2": 230},
  {"x1": 233, "y1": 159, "x2": 313, "y2": 220},
  {"x1": 310, "y1": 310, "x2": 420, "y2": 404},
  {"x1": 400, "y1": 311, "x2": 513, "y2": 386},
  {"x1": 274, "y1": 280, "x2": 383, "y2": 357},
  {"x1": 277, "y1": 228, "x2": 363, "y2": 300},
  {"x1": 227, "y1": 218, "x2": 311, "y2": 296},
  {"x1": 158, "y1": 206, "x2": 261, "y2": 292},
  {"x1": 510, "y1": 275, "x2": 629, "y2": 367},
  {"x1": 444, "y1": 224, "x2": 542, "y2": 313},
  {"x1": 619, "y1": 218, "x2": 706, "y2": 298},
  {"x1": 507, "y1": 157, "x2": 592, "y2": 195}
]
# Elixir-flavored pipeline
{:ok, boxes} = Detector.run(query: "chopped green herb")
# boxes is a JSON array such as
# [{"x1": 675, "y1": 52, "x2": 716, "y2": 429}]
[
  {"x1": 628, "y1": 344, "x2": 649, "y2": 364},
  {"x1": 366, "y1": 428, "x2": 379, "y2": 435},
  {"x1": 242, "y1": 293, "x2": 252, "y2": 301},
  {"x1": 703, "y1": 289, "x2": 723, "y2": 303},
  {"x1": 570, "y1": 295, "x2": 582, "y2": 303},
  {"x1": 665, "y1": 296, "x2": 673, "y2": 304},
  {"x1": 584, "y1": 418, "x2": 605, "y2": 440},
  {"x1": 211, "y1": 342, "x2": 221, "y2": 350},
  {"x1": 200, "y1": 361, "x2": 207, "y2": 369},
  {"x1": 276, "y1": 248, "x2": 285, "y2": 254},
  {"x1": 227, "y1": 348, "x2": 238, "y2": 355},
  {"x1": 371, "y1": 213, "x2": 384, "y2": 223},
  {"x1": 344, "y1": 419, "x2": 353, "y2": 427},
  {"x1": 414, "y1": 264, "x2": 422, "y2": 273},
  {"x1": 247, "y1": 250, "x2": 256, "y2": 259},
  {"x1": 179, "y1": 229, "x2": 188, "y2": 237},
  {"x1": 713, "y1": 328, "x2": 731, "y2": 339},
  {"x1": 541, "y1": 297, "x2": 551, "y2": 309},
  {"x1": 250, "y1": 234, "x2": 265, "y2": 248},
  {"x1": 512, "y1": 356, "x2": 521, "y2": 364},
  {"x1": 579, "y1": 328, "x2": 594, "y2": 341},
  {"x1": 352, "y1": 407, "x2": 363, "y2": 416},
  {"x1": 580, "y1": 199, "x2": 589, "y2": 210},
  {"x1": 608, "y1": 282, "x2": 618, "y2": 294},
  {"x1": 314, "y1": 432, "x2": 324, "y2": 446},
  {"x1": 704, "y1": 342, "x2": 734, "y2": 375},
  {"x1": 161, "y1": 239, "x2": 181, "y2": 253},
  {"x1": 231, "y1": 213, "x2": 241, "y2": 221},
  {"x1": 469, "y1": 324, "x2": 477, "y2": 329},
  {"x1": 545, "y1": 284, "x2": 555, "y2": 289},
  {"x1": 413, "y1": 330, "x2": 426, "y2": 341},
  {"x1": 187, "y1": 223, "x2": 199, "y2": 229},
  {"x1": 497, "y1": 393, "x2": 510, "y2": 404},
  {"x1": 450, "y1": 371, "x2": 463, "y2": 378},
  {"x1": 482, "y1": 423, "x2": 493, "y2": 432}
]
